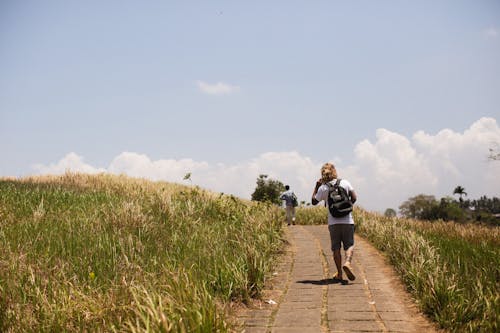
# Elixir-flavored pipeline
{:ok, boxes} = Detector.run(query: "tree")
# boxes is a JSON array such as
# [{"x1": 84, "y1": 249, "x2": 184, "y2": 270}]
[
  {"x1": 437, "y1": 197, "x2": 467, "y2": 222},
  {"x1": 453, "y1": 186, "x2": 467, "y2": 203},
  {"x1": 384, "y1": 208, "x2": 397, "y2": 218},
  {"x1": 251, "y1": 174, "x2": 285, "y2": 205},
  {"x1": 471, "y1": 196, "x2": 500, "y2": 214},
  {"x1": 399, "y1": 194, "x2": 438, "y2": 219}
]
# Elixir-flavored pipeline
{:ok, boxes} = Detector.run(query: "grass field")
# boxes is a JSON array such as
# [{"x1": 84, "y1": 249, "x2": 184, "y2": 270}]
[
  {"x1": 296, "y1": 205, "x2": 499, "y2": 332},
  {"x1": 0, "y1": 174, "x2": 284, "y2": 332},
  {"x1": 2, "y1": 175, "x2": 498, "y2": 332}
]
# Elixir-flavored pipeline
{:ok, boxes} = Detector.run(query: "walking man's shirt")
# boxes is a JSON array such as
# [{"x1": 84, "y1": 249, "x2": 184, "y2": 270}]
[{"x1": 280, "y1": 188, "x2": 296, "y2": 225}]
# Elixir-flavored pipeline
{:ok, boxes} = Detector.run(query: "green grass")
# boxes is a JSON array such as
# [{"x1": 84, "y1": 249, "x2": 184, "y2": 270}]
[
  {"x1": 0, "y1": 174, "x2": 284, "y2": 332},
  {"x1": 294, "y1": 206, "x2": 499, "y2": 332}
]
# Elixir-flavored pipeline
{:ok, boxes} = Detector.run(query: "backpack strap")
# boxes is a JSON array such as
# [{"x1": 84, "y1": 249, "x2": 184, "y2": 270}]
[{"x1": 326, "y1": 179, "x2": 342, "y2": 190}]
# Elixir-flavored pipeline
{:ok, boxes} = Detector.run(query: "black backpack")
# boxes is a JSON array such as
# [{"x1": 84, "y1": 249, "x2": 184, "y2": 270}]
[{"x1": 326, "y1": 179, "x2": 353, "y2": 217}]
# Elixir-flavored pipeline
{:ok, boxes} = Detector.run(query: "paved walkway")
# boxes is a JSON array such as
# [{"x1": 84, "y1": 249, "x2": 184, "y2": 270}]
[{"x1": 235, "y1": 225, "x2": 438, "y2": 333}]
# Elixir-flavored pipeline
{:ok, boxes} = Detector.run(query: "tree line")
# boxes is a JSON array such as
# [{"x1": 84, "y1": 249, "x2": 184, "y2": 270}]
[{"x1": 392, "y1": 186, "x2": 499, "y2": 225}]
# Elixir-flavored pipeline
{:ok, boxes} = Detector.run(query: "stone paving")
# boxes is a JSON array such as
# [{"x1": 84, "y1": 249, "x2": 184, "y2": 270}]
[{"x1": 235, "y1": 225, "x2": 439, "y2": 333}]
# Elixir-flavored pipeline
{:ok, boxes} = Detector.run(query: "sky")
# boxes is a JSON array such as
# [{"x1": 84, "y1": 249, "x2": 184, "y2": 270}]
[{"x1": 1, "y1": 1, "x2": 499, "y2": 212}]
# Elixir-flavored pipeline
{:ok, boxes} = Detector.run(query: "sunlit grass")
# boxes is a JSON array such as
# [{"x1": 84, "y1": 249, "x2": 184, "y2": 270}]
[
  {"x1": 0, "y1": 173, "x2": 284, "y2": 332},
  {"x1": 294, "y1": 205, "x2": 326, "y2": 225}
]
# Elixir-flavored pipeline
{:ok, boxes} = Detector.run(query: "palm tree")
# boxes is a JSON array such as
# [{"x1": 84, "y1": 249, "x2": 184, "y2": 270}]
[{"x1": 453, "y1": 186, "x2": 467, "y2": 203}]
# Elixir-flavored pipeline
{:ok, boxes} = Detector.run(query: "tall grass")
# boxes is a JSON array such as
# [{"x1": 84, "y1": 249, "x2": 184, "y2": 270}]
[
  {"x1": 355, "y1": 209, "x2": 499, "y2": 332},
  {"x1": 295, "y1": 205, "x2": 326, "y2": 225},
  {"x1": 294, "y1": 206, "x2": 499, "y2": 332},
  {"x1": 0, "y1": 173, "x2": 284, "y2": 332}
]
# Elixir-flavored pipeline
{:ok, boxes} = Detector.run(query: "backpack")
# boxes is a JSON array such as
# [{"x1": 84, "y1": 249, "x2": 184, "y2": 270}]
[
  {"x1": 326, "y1": 179, "x2": 353, "y2": 217},
  {"x1": 291, "y1": 193, "x2": 298, "y2": 207}
]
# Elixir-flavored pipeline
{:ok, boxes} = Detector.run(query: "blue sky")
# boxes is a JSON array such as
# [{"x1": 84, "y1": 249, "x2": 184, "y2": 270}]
[{"x1": 1, "y1": 1, "x2": 499, "y2": 211}]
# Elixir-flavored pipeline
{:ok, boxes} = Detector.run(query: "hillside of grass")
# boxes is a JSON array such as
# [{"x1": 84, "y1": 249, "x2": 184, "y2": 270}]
[
  {"x1": 0, "y1": 174, "x2": 284, "y2": 332},
  {"x1": 297, "y1": 205, "x2": 499, "y2": 332}
]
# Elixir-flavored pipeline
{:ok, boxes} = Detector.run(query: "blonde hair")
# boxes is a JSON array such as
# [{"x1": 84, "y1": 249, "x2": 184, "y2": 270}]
[{"x1": 321, "y1": 163, "x2": 337, "y2": 183}]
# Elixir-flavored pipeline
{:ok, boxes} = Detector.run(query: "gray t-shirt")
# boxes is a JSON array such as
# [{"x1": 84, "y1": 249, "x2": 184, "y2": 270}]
[{"x1": 280, "y1": 190, "x2": 295, "y2": 207}]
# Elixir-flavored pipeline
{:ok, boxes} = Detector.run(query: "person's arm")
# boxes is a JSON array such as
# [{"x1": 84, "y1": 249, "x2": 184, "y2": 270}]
[
  {"x1": 349, "y1": 190, "x2": 357, "y2": 204},
  {"x1": 311, "y1": 180, "x2": 322, "y2": 205}
]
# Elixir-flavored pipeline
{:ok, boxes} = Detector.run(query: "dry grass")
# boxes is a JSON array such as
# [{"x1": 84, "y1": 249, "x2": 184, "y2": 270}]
[{"x1": 0, "y1": 173, "x2": 284, "y2": 332}]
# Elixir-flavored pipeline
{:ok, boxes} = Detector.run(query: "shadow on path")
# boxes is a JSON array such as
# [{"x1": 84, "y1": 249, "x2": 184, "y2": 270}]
[
  {"x1": 298, "y1": 278, "x2": 398, "y2": 287},
  {"x1": 296, "y1": 278, "x2": 348, "y2": 285}
]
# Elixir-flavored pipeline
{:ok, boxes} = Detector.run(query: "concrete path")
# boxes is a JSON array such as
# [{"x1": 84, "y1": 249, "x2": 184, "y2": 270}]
[{"x1": 235, "y1": 225, "x2": 438, "y2": 333}]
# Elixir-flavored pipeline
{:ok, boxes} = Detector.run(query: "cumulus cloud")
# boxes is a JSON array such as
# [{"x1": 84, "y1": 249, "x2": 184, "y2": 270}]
[
  {"x1": 352, "y1": 128, "x2": 438, "y2": 210},
  {"x1": 196, "y1": 80, "x2": 240, "y2": 95},
  {"x1": 352, "y1": 117, "x2": 500, "y2": 210},
  {"x1": 108, "y1": 152, "x2": 209, "y2": 181},
  {"x1": 32, "y1": 151, "x2": 321, "y2": 204},
  {"x1": 32, "y1": 153, "x2": 106, "y2": 175},
  {"x1": 32, "y1": 118, "x2": 500, "y2": 213}
]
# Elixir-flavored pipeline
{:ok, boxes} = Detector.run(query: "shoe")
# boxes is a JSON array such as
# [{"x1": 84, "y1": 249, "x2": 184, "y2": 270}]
[
  {"x1": 342, "y1": 262, "x2": 356, "y2": 281},
  {"x1": 332, "y1": 272, "x2": 348, "y2": 285}
]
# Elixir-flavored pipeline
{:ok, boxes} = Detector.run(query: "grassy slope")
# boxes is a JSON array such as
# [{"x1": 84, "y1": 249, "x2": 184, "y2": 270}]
[{"x1": 0, "y1": 174, "x2": 284, "y2": 332}]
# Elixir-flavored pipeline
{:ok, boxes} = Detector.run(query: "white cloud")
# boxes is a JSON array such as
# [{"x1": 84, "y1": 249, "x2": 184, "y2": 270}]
[
  {"x1": 352, "y1": 128, "x2": 438, "y2": 210},
  {"x1": 32, "y1": 152, "x2": 106, "y2": 175},
  {"x1": 196, "y1": 80, "x2": 240, "y2": 95},
  {"x1": 352, "y1": 117, "x2": 500, "y2": 211},
  {"x1": 32, "y1": 118, "x2": 500, "y2": 213},
  {"x1": 484, "y1": 27, "x2": 498, "y2": 38},
  {"x1": 108, "y1": 152, "x2": 209, "y2": 181}
]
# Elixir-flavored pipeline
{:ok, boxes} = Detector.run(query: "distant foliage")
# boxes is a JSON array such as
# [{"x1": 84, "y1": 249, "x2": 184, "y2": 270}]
[
  {"x1": 452, "y1": 185, "x2": 467, "y2": 203},
  {"x1": 468, "y1": 195, "x2": 500, "y2": 212},
  {"x1": 399, "y1": 191, "x2": 499, "y2": 225},
  {"x1": 251, "y1": 174, "x2": 285, "y2": 205},
  {"x1": 384, "y1": 208, "x2": 397, "y2": 218},
  {"x1": 398, "y1": 194, "x2": 438, "y2": 220}
]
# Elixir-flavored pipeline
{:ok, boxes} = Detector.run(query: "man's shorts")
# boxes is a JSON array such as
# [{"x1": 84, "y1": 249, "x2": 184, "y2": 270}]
[{"x1": 328, "y1": 224, "x2": 354, "y2": 251}]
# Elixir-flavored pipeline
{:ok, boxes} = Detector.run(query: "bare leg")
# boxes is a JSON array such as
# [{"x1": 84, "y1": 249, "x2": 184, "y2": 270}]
[
  {"x1": 333, "y1": 249, "x2": 342, "y2": 279},
  {"x1": 342, "y1": 246, "x2": 356, "y2": 281},
  {"x1": 345, "y1": 246, "x2": 354, "y2": 264}
]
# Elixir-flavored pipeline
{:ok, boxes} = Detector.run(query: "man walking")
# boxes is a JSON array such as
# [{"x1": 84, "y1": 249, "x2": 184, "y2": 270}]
[
  {"x1": 312, "y1": 163, "x2": 357, "y2": 282},
  {"x1": 280, "y1": 185, "x2": 297, "y2": 225}
]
